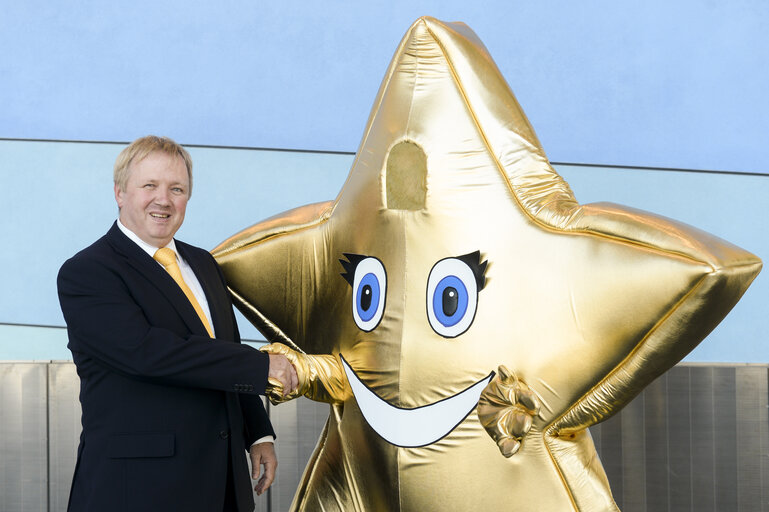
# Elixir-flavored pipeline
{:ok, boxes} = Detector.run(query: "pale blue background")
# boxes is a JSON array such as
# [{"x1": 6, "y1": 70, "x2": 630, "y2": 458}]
[
  {"x1": 1, "y1": 1, "x2": 766, "y2": 362},
  {"x1": 2, "y1": 1, "x2": 768, "y2": 171}
]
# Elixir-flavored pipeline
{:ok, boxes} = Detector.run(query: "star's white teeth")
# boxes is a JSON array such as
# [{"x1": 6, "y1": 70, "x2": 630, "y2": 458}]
[
  {"x1": 150, "y1": 213, "x2": 170, "y2": 218},
  {"x1": 342, "y1": 356, "x2": 494, "y2": 447}
]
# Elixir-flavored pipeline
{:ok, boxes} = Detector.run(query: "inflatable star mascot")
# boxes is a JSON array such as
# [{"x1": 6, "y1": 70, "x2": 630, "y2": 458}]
[{"x1": 213, "y1": 17, "x2": 762, "y2": 512}]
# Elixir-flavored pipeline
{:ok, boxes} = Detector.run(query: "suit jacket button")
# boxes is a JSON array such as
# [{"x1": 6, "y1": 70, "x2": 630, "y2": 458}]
[{"x1": 219, "y1": 430, "x2": 229, "y2": 439}]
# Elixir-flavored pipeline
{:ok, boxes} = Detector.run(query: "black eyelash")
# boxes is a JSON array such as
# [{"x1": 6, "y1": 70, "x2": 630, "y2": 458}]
[
  {"x1": 339, "y1": 253, "x2": 367, "y2": 287},
  {"x1": 341, "y1": 251, "x2": 486, "y2": 289},
  {"x1": 456, "y1": 250, "x2": 488, "y2": 290}
]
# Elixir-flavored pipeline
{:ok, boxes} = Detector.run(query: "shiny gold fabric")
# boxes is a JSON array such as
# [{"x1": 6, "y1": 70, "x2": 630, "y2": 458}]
[{"x1": 213, "y1": 16, "x2": 762, "y2": 512}]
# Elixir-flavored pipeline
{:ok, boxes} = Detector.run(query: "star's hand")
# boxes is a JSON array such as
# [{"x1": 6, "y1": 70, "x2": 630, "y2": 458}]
[
  {"x1": 477, "y1": 365, "x2": 540, "y2": 457},
  {"x1": 260, "y1": 343, "x2": 350, "y2": 405}
]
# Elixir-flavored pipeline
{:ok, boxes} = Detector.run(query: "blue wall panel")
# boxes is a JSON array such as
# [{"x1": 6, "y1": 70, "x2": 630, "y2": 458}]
[
  {"x1": 2, "y1": 1, "x2": 768, "y2": 172},
  {"x1": 0, "y1": 140, "x2": 765, "y2": 362}
]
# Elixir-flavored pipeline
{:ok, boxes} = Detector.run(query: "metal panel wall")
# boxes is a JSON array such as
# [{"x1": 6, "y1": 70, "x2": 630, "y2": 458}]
[
  {"x1": 2, "y1": 362, "x2": 767, "y2": 511},
  {"x1": 0, "y1": 363, "x2": 48, "y2": 512},
  {"x1": 266, "y1": 397, "x2": 329, "y2": 512},
  {"x1": 592, "y1": 364, "x2": 769, "y2": 512},
  {"x1": 47, "y1": 362, "x2": 81, "y2": 512}
]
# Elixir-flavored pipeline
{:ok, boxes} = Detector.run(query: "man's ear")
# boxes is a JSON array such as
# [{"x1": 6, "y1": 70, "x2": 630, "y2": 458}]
[{"x1": 114, "y1": 183, "x2": 123, "y2": 209}]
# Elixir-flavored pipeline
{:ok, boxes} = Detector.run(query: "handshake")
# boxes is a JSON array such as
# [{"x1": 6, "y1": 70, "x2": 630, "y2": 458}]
[
  {"x1": 266, "y1": 352, "x2": 299, "y2": 397},
  {"x1": 259, "y1": 343, "x2": 349, "y2": 405}
]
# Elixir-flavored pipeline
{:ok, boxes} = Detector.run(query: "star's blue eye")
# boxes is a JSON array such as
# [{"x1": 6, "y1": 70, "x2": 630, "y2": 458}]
[
  {"x1": 351, "y1": 257, "x2": 387, "y2": 331},
  {"x1": 432, "y1": 275, "x2": 468, "y2": 327},
  {"x1": 427, "y1": 257, "x2": 479, "y2": 338},
  {"x1": 356, "y1": 272, "x2": 380, "y2": 322}
]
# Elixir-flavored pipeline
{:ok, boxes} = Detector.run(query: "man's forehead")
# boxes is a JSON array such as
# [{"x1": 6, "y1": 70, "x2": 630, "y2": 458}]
[{"x1": 128, "y1": 151, "x2": 187, "y2": 176}]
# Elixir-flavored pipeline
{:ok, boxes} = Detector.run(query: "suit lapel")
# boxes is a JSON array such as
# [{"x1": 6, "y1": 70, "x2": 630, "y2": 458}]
[{"x1": 105, "y1": 223, "x2": 210, "y2": 337}]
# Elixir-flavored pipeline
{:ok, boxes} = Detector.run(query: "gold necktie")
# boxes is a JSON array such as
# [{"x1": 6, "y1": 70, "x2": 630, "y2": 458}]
[{"x1": 153, "y1": 247, "x2": 214, "y2": 337}]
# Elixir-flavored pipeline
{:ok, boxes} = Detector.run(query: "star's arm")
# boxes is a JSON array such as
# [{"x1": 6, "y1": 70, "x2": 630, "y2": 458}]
[
  {"x1": 551, "y1": 202, "x2": 762, "y2": 436},
  {"x1": 212, "y1": 201, "x2": 337, "y2": 356},
  {"x1": 260, "y1": 342, "x2": 349, "y2": 405}
]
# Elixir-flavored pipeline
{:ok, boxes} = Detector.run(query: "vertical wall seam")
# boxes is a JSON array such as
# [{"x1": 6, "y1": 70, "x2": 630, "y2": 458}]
[
  {"x1": 665, "y1": 373, "x2": 670, "y2": 512},
  {"x1": 643, "y1": 392, "x2": 647, "y2": 512},
  {"x1": 688, "y1": 367, "x2": 693, "y2": 512},
  {"x1": 266, "y1": 398, "x2": 272, "y2": 512},
  {"x1": 764, "y1": 367, "x2": 768, "y2": 512},
  {"x1": 711, "y1": 369, "x2": 716, "y2": 511},
  {"x1": 46, "y1": 361, "x2": 51, "y2": 512}
]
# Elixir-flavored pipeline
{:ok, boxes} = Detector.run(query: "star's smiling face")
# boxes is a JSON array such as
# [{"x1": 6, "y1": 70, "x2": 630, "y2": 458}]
[
  {"x1": 307, "y1": 137, "x2": 531, "y2": 433},
  {"x1": 338, "y1": 249, "x2": 493, "y2": 446}
]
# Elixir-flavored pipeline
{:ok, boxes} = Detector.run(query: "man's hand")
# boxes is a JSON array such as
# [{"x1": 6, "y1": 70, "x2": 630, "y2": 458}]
[
  {"x1": 249, "y1": 442, "x2": 277, "y2": 496},
  {"x1": 477, "y1": 365, "x2": 540, "y2": 457},
  {"x1": 267, "y1": 353, "x2": 298, "y2": 397}
]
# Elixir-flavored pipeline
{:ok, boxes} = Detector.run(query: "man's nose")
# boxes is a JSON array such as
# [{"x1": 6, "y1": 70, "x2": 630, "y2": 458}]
[{"x1": 153, "y1": 188, "x2": 171, "y2": 205}]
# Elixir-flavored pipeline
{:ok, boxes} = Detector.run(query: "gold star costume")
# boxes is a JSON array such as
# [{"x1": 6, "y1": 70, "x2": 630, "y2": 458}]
[{"x1": 213, "y1": 17, "x2": 761, "y2": 512}]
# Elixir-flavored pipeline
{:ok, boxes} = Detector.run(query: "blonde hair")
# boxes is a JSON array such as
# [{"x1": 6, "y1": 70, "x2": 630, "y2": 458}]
[{"x1": 114, "y1": 135, "x2": 194, "y2": 197}]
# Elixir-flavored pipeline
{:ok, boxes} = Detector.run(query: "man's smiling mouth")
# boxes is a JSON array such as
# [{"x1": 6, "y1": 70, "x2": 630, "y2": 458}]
[{"x1": 341, "y1": 355, "x2": 494, "y2": 447}]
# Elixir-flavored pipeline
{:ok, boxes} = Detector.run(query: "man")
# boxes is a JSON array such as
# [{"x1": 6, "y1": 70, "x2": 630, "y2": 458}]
[{"x1": 57, "y1": 135, "x2": 297, "y2": 512}]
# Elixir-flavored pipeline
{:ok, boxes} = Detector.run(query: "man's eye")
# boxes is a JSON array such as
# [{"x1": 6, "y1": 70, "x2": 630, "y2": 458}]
[
  {"x1": 172, "y1": 187, "x2": 183, "y2": 193},
  {"x1": 144, "y1": 183, "x2": 155, "y2": 188}
]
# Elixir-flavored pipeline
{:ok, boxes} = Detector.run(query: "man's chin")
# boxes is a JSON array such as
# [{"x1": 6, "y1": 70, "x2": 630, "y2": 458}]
[{"x1": 143, "y1": 228, "x2": 176, "y2": 247}]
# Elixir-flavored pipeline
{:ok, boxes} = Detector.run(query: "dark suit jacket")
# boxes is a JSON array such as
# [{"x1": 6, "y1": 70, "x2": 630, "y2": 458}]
[{"x1": 57, "y1": 222, "x2": 273, "y2": 512}]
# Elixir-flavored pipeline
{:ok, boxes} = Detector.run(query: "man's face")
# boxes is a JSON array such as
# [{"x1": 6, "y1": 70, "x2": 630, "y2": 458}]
[{"x1": 115, "y1": 151, "x2": 189, "y2": 247}]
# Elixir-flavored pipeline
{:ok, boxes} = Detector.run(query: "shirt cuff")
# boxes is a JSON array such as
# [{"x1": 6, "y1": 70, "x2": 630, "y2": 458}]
[{"x1": 250, "y1": 435, "x2": 275, "y2": 447}]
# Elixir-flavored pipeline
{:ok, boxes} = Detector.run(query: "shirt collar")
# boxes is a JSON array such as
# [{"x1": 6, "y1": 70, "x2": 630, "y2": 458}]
[{"x1": 117, "y1": 219, "x2": 179, "y2": 261}]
